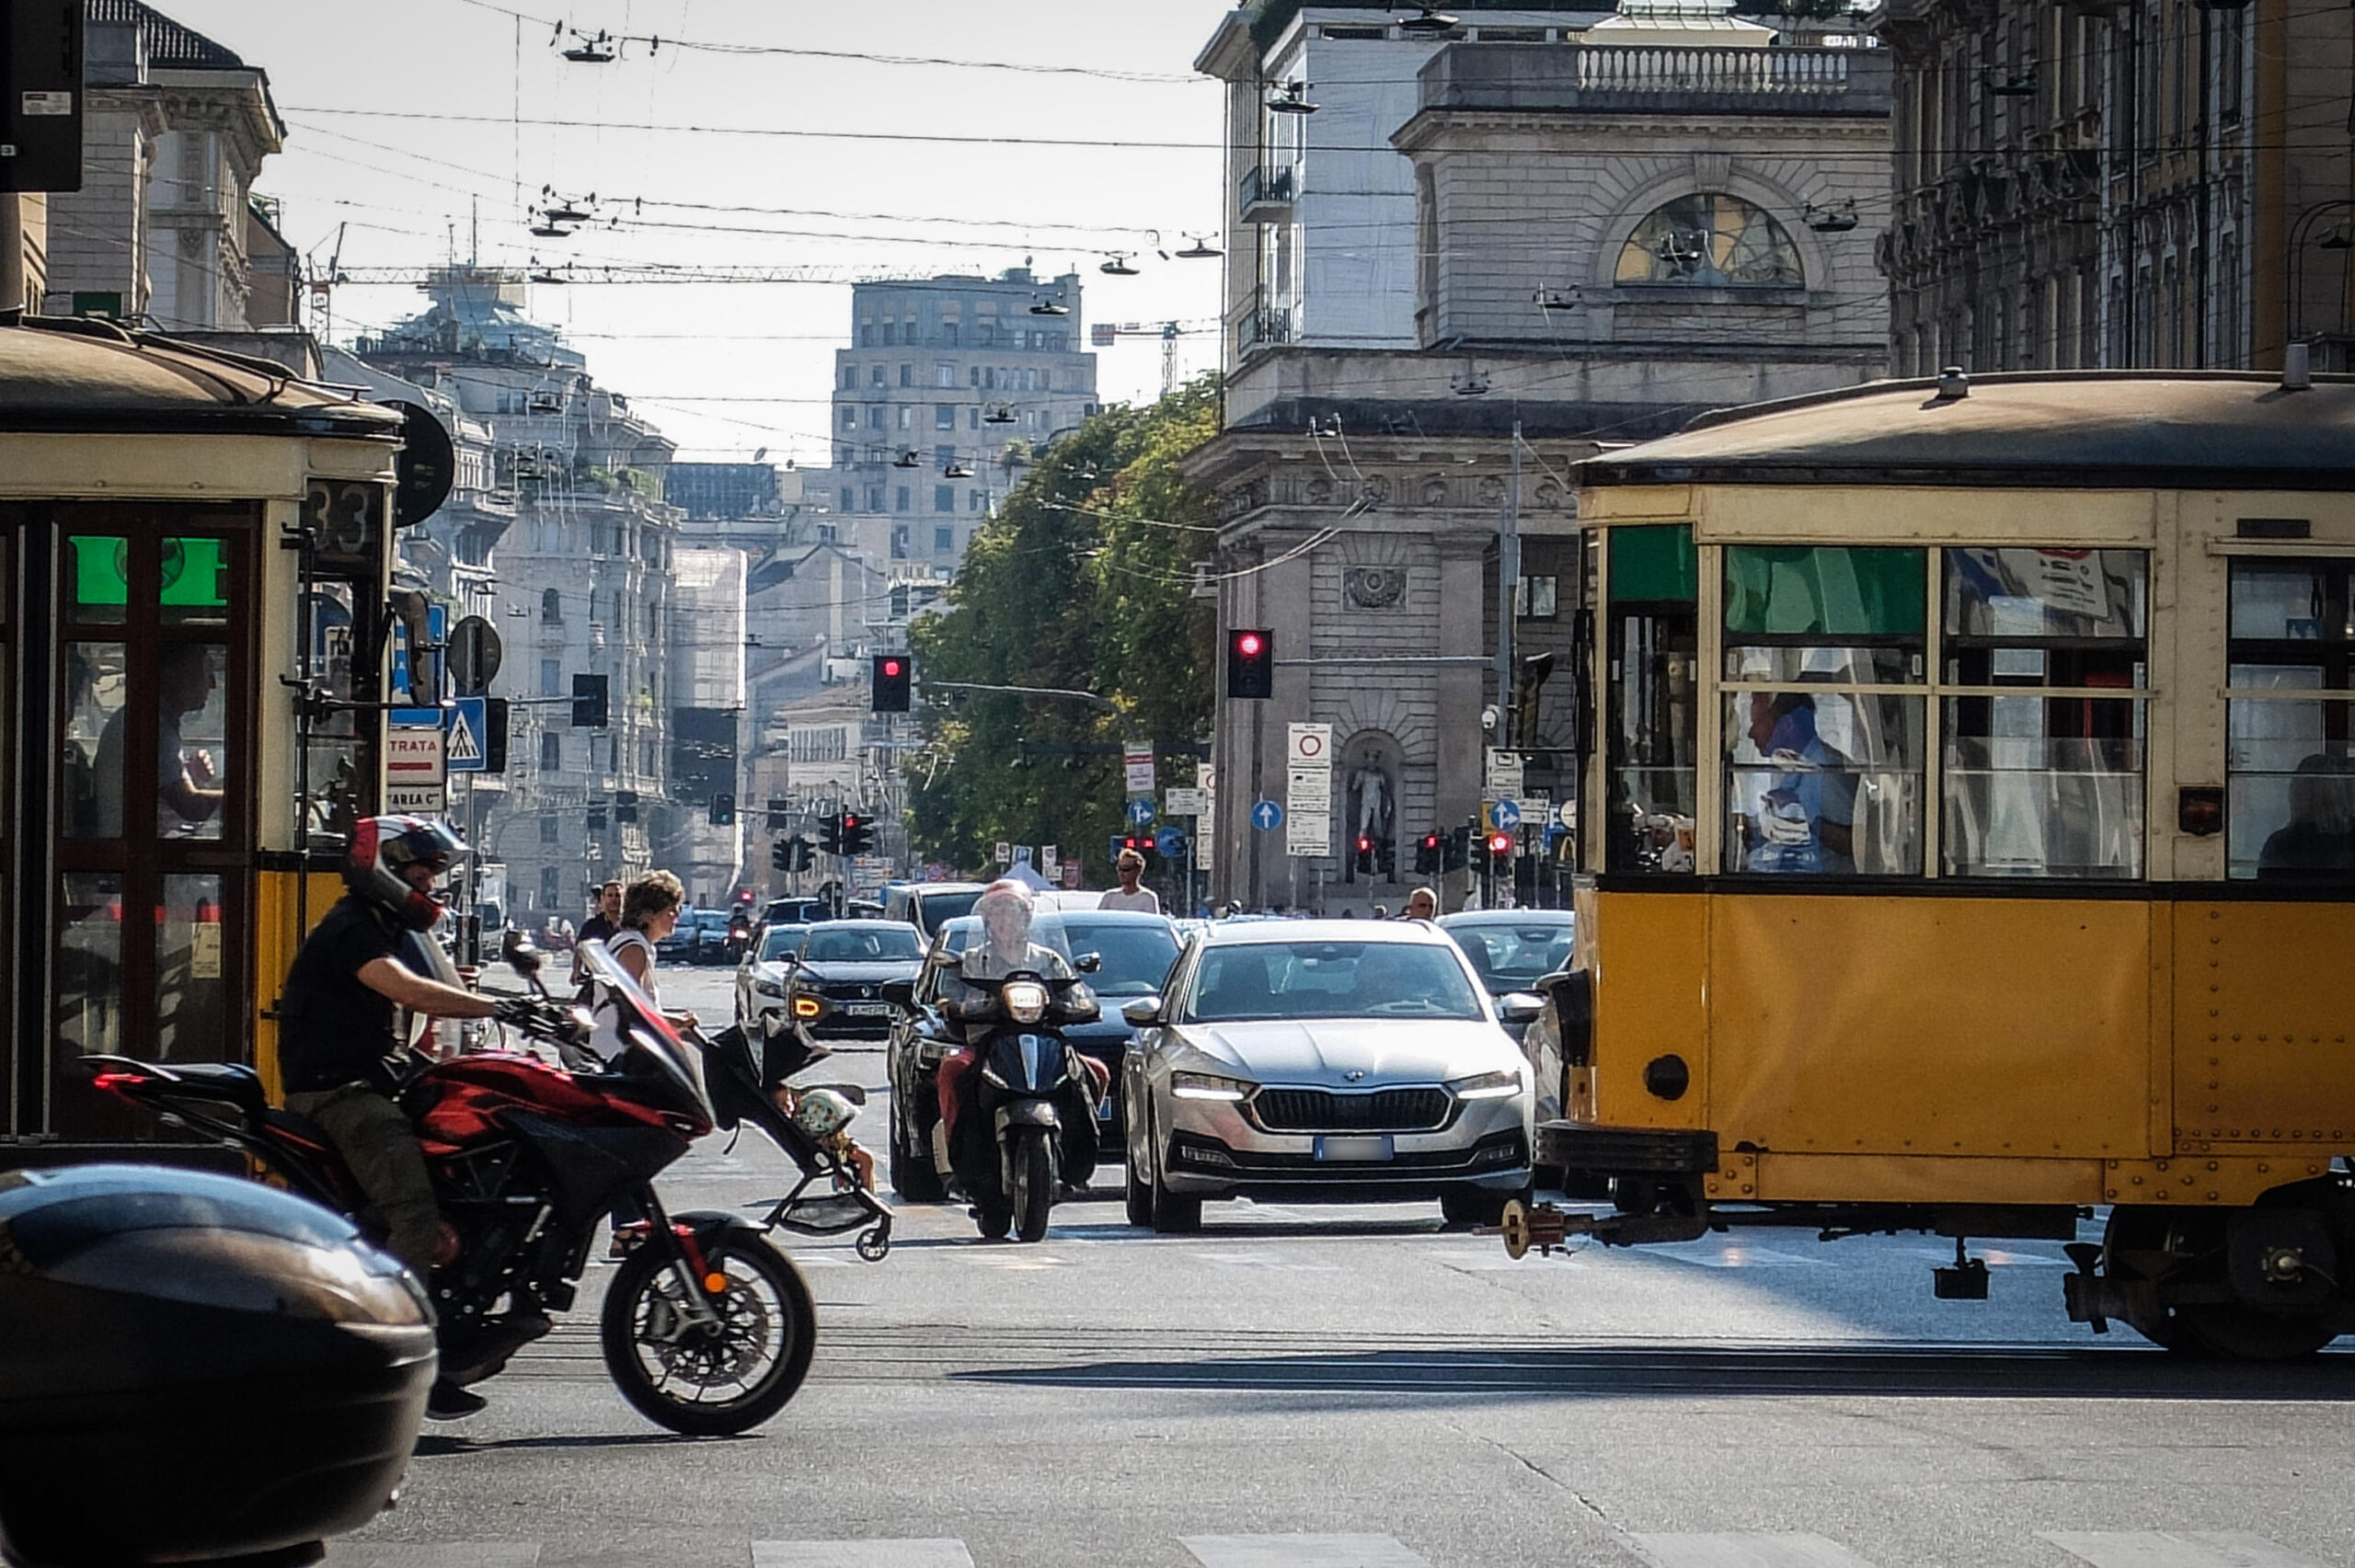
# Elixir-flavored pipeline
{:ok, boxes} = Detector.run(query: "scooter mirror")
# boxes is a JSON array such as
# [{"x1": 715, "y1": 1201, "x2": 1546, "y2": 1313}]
[{"x1": 1074, "y1": 951, "x2": 1103, "y2": 974}]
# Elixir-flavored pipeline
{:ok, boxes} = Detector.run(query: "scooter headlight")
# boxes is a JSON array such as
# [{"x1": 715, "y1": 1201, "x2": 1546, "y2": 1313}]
[{"x1": 1003, "y1": 979, "x2": 1049, "y2": 1023}]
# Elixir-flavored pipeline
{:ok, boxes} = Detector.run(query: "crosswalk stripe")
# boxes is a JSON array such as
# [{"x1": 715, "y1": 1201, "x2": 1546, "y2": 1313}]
[
  {"x1": 752, "y1": 1541, "x2": 974, "y2": 1567},
  {"x1": 1628, "y1": 1533, "x2": 1882, "y2": 1568},
  {"x1": 1181, "y1": 1534, "x2": 1433, "y2": 1568},
  {"x1": 2040, "y1": 1532, "x2": 2328, "y2": 1568},
  {"x1": 324, "y1": 1545, "x2": 541, "y2": 1567}
]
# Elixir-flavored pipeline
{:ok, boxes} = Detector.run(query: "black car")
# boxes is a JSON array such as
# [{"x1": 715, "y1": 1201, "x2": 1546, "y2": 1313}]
[
  {"x1": 1435, "y1": 910, "x2": 1573, "y2": 1044},
  {"x1": 778, "y1": 919, "x2": 927, "y2": 1042},
  {"x1": 883, "y1": 909, "x2": 1181, "y2": 1202}
]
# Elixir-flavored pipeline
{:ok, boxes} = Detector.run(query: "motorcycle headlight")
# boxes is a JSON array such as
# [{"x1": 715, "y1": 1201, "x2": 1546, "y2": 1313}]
[
  {"x1": 1447, "y1": 1069, "x2": 1524, "y2": 1102},
  {"x1": 1003, "y1": 980, "x2": 1049, "y2": 1024},
  {"x1": 1171, "y1": 1070, "x2": 1251, "y2": 1103}
]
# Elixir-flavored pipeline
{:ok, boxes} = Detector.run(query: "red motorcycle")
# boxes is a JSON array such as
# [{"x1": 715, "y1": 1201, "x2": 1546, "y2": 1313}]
[{"x1": 87, "y1": 941, "x2": 891, "y2": 1436}]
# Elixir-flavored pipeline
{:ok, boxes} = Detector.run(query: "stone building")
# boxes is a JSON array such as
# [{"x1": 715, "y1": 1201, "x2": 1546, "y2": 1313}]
[
  {"x1": 1187, "y1": 0, "x2": 1891, "y2": 911},
  {"x1": 1877, "y1": 0, "x2": 2355, "y2": 372},
  {"x1": 48, "y1": 1, "x2": 284, "y2": 330},
  {"x1": 803, "y1": 268, "x2": 1102, "y2": 577}
]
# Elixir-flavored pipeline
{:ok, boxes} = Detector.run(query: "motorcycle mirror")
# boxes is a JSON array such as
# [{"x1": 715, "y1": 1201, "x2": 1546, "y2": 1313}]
[
  {"x1": 1074, "y1": 951, "x2": 1103, "y2": 974},
  {"x1": 508, "y1": 944, "x2": 542, "y2": 981}
]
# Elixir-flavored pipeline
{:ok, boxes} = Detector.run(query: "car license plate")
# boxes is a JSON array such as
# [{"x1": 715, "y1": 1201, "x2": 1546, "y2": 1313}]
[
  {"x1": 844, "y1": 1002, "x2": 890, "y2": 1017},
  {"x1": 1314, "y1": 1135, "x2": 1394, "y2": 1162}
]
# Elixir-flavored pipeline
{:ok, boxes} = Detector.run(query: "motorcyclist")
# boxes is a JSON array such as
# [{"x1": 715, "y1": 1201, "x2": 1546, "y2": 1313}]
[
  {"x1": 276, "y1": 814, "x2": 503, "y2": 1420},
  {"x1": 933, "y1": 880, "x2": 1105, "y2": 1162}
]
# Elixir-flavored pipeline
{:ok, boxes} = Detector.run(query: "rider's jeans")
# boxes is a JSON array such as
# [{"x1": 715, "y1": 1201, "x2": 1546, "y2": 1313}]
[{"x1": 287, "y1": 1082, "x2": 442, "y2": 1277}]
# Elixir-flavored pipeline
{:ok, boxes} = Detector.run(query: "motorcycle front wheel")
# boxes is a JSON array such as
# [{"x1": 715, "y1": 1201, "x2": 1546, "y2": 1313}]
[
  {"x1": 1013, "y1": 1126, "x2": 1056, "y2": 1242},
  {"x1": 600, "y1": 1233, "x2": 816, "y2": 1435}
]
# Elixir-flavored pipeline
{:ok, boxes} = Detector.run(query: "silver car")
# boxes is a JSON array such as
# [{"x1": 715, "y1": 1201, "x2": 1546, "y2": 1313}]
[{"x1": 1120, "y1": 921, "x2": 1538, "y2": 1232}]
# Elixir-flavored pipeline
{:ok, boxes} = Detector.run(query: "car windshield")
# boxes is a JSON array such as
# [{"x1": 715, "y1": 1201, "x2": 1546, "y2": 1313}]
[
  {"x1": 757, "y1": 925, "x2": 808, "y2": 961},
  {"x1": 1060, "y1": 919, "x2": 1179, "y2": 997},
  {"x1": 1444, "y1": 920, "x2": 1574, "y2": 993},
  {"x1": 801, "y1": 925, "x2": 924, "y2": 964},
  {"x1": 913, "y1": 889, "x2": 982, "y2": 930},
  {"x1": 1185, "y1": 940, "x2": 1486, "y2": 1023}
]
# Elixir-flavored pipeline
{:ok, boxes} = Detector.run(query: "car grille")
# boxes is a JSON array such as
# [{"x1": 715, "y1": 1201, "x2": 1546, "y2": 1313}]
[
  {"x1": 1251, "y1": 1087, "x2": 1451, "y2": 1132},
  {"x1": 817, "y1": 981, "x2": 882, "y2": 1001}
]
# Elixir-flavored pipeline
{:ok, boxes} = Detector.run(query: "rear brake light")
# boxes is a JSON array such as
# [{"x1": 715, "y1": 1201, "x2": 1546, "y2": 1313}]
[{"x1": 92, "y1": 1071, "x2": 147, "y2": 1091}]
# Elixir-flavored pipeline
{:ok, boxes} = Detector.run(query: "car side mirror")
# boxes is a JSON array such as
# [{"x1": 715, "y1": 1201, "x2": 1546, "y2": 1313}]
[
  {"x1": 1074, "y1": 951, "x2": 1103, "y2": 974},
  {"x1": 1498, "y1": 992, "x2": 1545, "y2": 1027},
  {"x1": 881, "y1": 979, "x2": 916, "y2": 1011},
  {"x1": 1120, "y1": 996, "x2": 1162, "y2": 1028}
]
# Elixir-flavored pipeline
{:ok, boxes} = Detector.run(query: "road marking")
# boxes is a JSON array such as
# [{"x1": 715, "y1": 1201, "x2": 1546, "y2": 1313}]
[
  {"x1": 1629, "y1": 1534, "x2": 1881, "y2": 1567},
  {"x1": 1188, "y1": 1250, "x2": 1344, "y2": 1272},
  {"x1": 1644, "y1": 1243, "x2": 1832, "y2": 1269},
  {"x1": 752, "y1": 1541, "x2": 974, "y2": 1567},
  {"x1": 324, "y1": 1547, "x2": 542, "y2": 1567},
  {"x1": 2040, "y1": 1532, "x2": 2329, "y2": 1568},
  {"x1": 1182, "y1": 1534, "x2": 1433, "y2": 1567}
]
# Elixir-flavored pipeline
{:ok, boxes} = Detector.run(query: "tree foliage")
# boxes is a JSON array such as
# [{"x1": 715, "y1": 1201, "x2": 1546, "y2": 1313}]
[{"x1": 907, "y1": 378, "x2": 1220, "y2": 877}]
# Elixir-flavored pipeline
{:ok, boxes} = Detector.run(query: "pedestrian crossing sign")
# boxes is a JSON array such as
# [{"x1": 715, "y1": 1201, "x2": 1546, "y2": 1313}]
[{"x1": 445, "y1": 696, "x2": 488, "y2": 773}]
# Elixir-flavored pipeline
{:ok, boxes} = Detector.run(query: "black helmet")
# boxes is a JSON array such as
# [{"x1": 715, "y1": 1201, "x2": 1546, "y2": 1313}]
[{"x1": 346, "y1": 815, "x2": 465, "y2": 932}]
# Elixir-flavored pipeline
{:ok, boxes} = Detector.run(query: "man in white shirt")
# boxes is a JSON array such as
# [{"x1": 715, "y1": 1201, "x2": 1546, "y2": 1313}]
[{"x1": 1096, "y1": 849, "x2": 1162, "y2": 914}]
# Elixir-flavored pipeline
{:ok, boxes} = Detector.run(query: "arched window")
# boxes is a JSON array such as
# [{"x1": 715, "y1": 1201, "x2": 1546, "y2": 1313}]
[
  {"x1": 541, "y1": 588, "x2": 562, "y2": 624},
  {"x1": 1616, "y1": 194, "x2": 1803, "y2": 288}
]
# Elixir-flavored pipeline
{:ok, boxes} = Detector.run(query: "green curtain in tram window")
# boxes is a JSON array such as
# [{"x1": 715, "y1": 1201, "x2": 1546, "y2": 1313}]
[
  {"x1": 1725, "y1": 545, "x2": 1925, "y2": 637},
  {"x1": 1610, "y1": 523, "x2": 1697, "y2": 604}
]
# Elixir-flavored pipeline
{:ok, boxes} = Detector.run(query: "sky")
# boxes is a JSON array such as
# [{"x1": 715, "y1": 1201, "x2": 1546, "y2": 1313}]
[{"x1": 166, "y1": 0, "x2": 1240, "y2": 464}]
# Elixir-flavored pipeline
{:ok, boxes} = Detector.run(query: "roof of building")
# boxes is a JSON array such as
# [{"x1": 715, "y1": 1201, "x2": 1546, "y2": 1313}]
[
  {"x1": 89, "y1": 0, "x2": 247, "y2": 68},
  {"x1": 0, "y1": 315, "x2": 403, "y2": 438},
  {"x1": 1578, "y1": 372, "x2": 2355, "y2": 490}
]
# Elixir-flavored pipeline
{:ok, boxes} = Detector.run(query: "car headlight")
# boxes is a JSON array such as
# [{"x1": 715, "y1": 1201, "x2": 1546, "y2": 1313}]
[
  {"x1": 791, "y1": 994, "x2": 824, "y2": 1020},
  {"x1": 1447, "y1": 1069, "x2": 1524, "y2": 1102},
  {"x1": 753, "y1": 976, "x2": 787, "y2": 998},
  {"x1": 1171, "y1": 1070, "x2": 1252, "y2": 1103},
  {"x1": 1003, "y1": 979, "x2": 1049, "y2": 1024}
]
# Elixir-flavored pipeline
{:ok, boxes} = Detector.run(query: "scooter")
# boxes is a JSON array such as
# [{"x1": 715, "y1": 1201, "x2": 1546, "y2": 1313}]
[{"x1": 945, "y1": 968, "x2": 1102, "y2": 1242}]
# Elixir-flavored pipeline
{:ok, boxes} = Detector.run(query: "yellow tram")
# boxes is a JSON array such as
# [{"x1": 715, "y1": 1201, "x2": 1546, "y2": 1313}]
[
  {"x1": 0, "y1": 315, "x2": 419, "y2": 1162},
  {"x1": 1507, "y1": 368, "x2": 2355, "y2": 1359}
]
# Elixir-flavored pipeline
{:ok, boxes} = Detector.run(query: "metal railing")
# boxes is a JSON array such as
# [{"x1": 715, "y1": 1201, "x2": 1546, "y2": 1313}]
[
  {"x1": 1238, "y1": 162, "x2": 1297, "y2": 217},
  {"x1": 1236, "y1": 295, "x2": 1293, "y2": 357}
]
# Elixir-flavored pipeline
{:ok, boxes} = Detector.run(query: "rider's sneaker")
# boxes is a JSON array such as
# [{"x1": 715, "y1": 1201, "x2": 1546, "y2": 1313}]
[
  {"x1": 607, "y1": 1219, "x2": 652, "y2": 1259},
  {"x1": 426, "y1": 1379, "x2": 487, "y2": 1420}
]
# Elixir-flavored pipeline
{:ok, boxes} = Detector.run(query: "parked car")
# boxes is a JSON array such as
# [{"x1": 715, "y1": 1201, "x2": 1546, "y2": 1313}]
[
  {"x1": 775, "y1": 920, "x2": 926, "y2": 1045},
  {"x1": 653, "y1": 909, "x2": 706, "y2": 965},
  {"x1": 1120, "y1": 920, "x2": 1537, "y2": 1231},
  {"x1": 1435, "y1": 910, "x2": 1573, "y2": 1044},
  {"x1": 881, "y1": 882, "x2": 986, "y2": 941},
  {"x1": 882, "y1": 910, "x2": 1182, "y2": 1200},
  {"x1": 734, "y1": 922, "x2": 810, "y2": 1031}
]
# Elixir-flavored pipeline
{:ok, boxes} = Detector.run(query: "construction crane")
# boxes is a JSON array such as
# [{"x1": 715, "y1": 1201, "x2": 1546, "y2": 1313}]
[{"x1": 1087, "y1": 319, "x2": 1216, "y2": 396}]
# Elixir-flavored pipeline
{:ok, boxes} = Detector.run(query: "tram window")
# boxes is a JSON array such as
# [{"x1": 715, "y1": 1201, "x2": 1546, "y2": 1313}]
[
  {"x1": 55, "y1": 873, "x2": 124, "y2": 1058},
  {"x1": 1941, "y1": 549, "x2": 2147, "y2": 879},
  {"x1": 1723, "y1": 690, "x2": 1924, "y2": 875},
  {"x1": 1724, "y1": 546, "x2": 1924, "y2": 637},
  {"x1": 64, "y1": 535, "x2": 129, "y2": 625},
  {"x1": 155, "y1": 874, "x2": 227, "y2": 1061},
  {"x1": 1606, "y1": 526, "x2": 1698, "y2": 876},
  {"x1": 159, "y1": 537, "x2": 229, "y2": 625},
  {"x1": 149, "y1": 645, "x2": 226, "y2": 841},
  {"x1": 63, "y1": 643, "x2": 126, "y2": 840},
  {"x1": 2224, "y1": 560, "x2": 2355, "y2": 881}
]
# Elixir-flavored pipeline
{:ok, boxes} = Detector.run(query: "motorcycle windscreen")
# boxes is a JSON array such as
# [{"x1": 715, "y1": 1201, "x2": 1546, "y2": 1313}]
[
  {"x1": 576, "y1": 940, "x2": 714, "y2": 1126},
  {"x1": 984, "y1": 1032, "x2": 1071, "y2": 1095}
]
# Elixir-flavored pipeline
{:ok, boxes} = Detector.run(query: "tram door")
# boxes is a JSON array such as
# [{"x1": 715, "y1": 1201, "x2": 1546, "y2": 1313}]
[{"x1": 10, "y1": 507, "x2": 255, "y2": 1143}]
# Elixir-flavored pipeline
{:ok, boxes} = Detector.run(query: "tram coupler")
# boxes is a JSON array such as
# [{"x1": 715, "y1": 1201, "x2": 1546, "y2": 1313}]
[
  {"x1": 1491, "y1": 1199, "x2": 1709, "y2": 1259},
  {"x1": 1933, "y1": 1235, "x2": 1990, "y2": 1300},
  {"x1": 2062, "y1": 1242, "x2": 2111, "y2": 1333}
]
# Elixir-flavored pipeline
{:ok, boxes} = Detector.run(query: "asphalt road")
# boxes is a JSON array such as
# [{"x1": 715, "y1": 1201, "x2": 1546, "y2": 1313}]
[{"x1": 326, "y1": 965, "x2": 2355, "y2": 1568}]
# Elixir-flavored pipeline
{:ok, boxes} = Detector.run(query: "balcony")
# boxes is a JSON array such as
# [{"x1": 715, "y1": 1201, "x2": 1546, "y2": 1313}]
[
  {"x1": 1418, "y1": 41, "x2": 1892, "y2": 117},
  {"x1": 1235, "y1": 295, "x2": 1293, "y2": 359},
  {"x1": 1238, "y1": 162, "x2": 1297, "y2": 222}
]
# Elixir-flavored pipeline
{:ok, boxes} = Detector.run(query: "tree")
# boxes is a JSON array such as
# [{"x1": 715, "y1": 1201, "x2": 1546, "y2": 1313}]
[{"x1": 907, "y1": 379, "x2": 1219, "y2": 877}]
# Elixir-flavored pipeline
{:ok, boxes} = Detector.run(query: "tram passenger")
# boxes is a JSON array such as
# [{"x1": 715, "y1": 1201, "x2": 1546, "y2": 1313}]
[
  {"x1": 2257, "y1": 754, "x2": 2355, "y2": 881},
  {"x1": 93, "y1": 644, "x2": 224, "y2": 838},
  {"x1": 1737, "y1": 692, "x2": 1856, "y2": 875}
]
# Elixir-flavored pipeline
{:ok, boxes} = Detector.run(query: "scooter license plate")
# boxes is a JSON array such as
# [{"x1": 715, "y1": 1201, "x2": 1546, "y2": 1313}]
[{"x1": 1315, "y1": 1135, "x2": 1394, "y2": 1162}]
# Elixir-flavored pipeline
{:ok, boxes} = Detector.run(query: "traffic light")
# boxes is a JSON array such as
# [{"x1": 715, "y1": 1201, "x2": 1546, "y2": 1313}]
[
  {"x1": 570, "y1": 672, "x2": 608, "y2": 728},
  {"x1": 1120, "y1": 834, "x2": 1156, "y2": 864},
  {"x1": 840, "y1": 812, "x2": 874, "y2": 855},
  {"x1": 1487, "y1": 830, "x2": 1515, "y2": 863},
  {"x1": 795, "y1": 838, "x2": 815, "y2": 872},
  {"x1": 765, "y1": 797, "x2": 791, "y2": 830},
  {"x1": 1444, "y1": 827, "x2": 1470, "y2": 871},
  {"x1": 711, "y1": 793, "x2": 736, "y2": 826},
  {"x1": 1226, "y1": 627, "x2": 1273, "y2": 700},
  {"x1": 1414, "y1": 832, "x2": 1441, "y2": 876},
  {"x1": 1353, "y1": 833, "x2": 1375, "y2": 875},
  {"x1": 614, "y1": 789, "x2": 638, "y2": 824},
  {"x1": 818, "y1": 813, "x2": 843, "y2": 854},
  {"x1": 871, "y1": 652, "x2": 912, "y2": 713},
  {"x1": 771, "y1": 837, "x2": 792, "y2": 872}
]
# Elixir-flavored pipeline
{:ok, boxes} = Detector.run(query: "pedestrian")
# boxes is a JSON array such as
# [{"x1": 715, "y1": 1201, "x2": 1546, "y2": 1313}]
[
  {"x1": 1097, "y1": 848, "x2": 1162, "y2": 913},
  {"x1": 591, "y1": 871, "x2": 700, "y2": 1055},
  {"x1": 1400, "y1": 887, "x2": 1439, "y2": 921},
  {"x1": 573, "y1": 879, "x2": 622, "y2": 988},
  {"x1": 1372, "y1": 903, "x2": 1389, "y2": 920}
]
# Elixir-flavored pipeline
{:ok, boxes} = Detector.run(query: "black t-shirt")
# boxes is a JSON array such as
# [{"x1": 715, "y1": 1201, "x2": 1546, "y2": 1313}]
[{"x1": 279, "y1": 896, "x2": 406, "y2": 1093}]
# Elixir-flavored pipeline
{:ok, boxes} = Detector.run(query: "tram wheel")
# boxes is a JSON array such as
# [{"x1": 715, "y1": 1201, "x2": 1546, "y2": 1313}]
[
  {"x1": 2101, "y1": 1207, "x2": 2190, "y2": 1351},
  {"x1": 2176, "y1": 1303, "x2": 2339, "y2": 1362}
]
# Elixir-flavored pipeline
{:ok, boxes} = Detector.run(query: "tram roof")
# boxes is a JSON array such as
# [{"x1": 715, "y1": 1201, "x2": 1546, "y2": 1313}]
[
  {"x1": 1579, "y1": 372, "x2": 2355, "y2": 492},
  {"x1": 0, "y1": 316, "x2": 403, "y2": 440}
]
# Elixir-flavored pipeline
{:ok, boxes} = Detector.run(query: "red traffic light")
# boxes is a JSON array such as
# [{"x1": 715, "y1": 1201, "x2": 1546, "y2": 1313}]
[
  {"x1": 1237, "y1": 632, "x2": 1263, "y2": 657},
  {"x1": 1488, "y1": 831, "x2": 1514, "y2": 855},
  {"x1": 1355, "y1": 834, "x2": 1373, "y2": 853},
  {"x1": 881, "y1": 658, "x2": 903, "y2": 677},
  {"x1": 843, "y1": 814, "x2": 862, "y2": 830},
  {"x1": 1421, "y1": 833, "x2": 1441, "y2": 850}
]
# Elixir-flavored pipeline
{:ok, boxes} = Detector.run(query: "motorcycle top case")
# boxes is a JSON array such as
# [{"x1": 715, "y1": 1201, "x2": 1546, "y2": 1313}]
[{"x1": 0, "y1": 1163, "x2": 436, "y2": 1568}]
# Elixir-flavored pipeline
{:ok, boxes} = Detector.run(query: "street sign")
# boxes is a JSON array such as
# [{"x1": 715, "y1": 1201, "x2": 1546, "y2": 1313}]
[
  {"x1": 1286, "y1": 811, "x2": 1330, "y2": 858},
  {"x1": 1155, "y1": 826, "x2": 1187, "y2": 858},
  {"x1": 444, "y1": 697, "x2": 488, "y2": 773},
  {"x1": 1558, "y1": 797, "x2": 1578, "y2": 830},
  {"x1": 448, "y1": 615, "x2": 502, "y2": 697},
  {"x1": 1124, "y1": 741, "x2": 1155, "y2": 797},
  {"x1": 1490, "y1": 798, "x2": 1522, "y2": 832},
  {"x1": 1250, "y1": 799, "x2": 1284, "y2": 831},
  {"x1": 386, "y1": 726, "x2": 445, "y2": 788},
  {"x1": 1485, "y1": 748, "x2": 1525, "y2": 796},
  {"x1": 994, "y1": 841, "x2": 1012, "y2": 865},
  {"x1": 1286, "y1": 765, "x2": 1333, "y2": 808},
  {"x1": 1041, "y1": 844, "x2": 1060, "y2": 876},
  {"x1": 1166, "y1": 787, "x2": 1209, "y2": 816},
  {"x1": 385, "y1": 784, "x2": 444, "y2": 816},
  {"x1": 1125, "y1": 798, "x2": 1157, "y2": 828},
  {"x1": 1012, "y1": 845, "x2": 1033, "y2": 866},
  {"x1": 390, "y1": 604, "x2": 446, "y2": 705},
  {"x1": 1287, "y1": 724, "x2": 1333, "y2": 766}
]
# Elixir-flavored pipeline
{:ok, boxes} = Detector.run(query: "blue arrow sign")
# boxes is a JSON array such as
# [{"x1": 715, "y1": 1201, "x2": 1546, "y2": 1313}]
[
  {"x1": 1155, "y1": 825, "x2": 1186, "y2": 858},
  {"x1": 1125, "y1": 798, "x2": 1156, "y2": 827},
  {"x1": 1491, "y1": 798, "x2": 1522, "y2": 831},
  {"x1": 1250, "y1": 798, "x2": 1285, "y2": 831}
]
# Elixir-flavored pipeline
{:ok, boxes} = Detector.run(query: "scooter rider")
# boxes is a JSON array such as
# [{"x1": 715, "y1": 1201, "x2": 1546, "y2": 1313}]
[
  {"x1": 934, "y1": 880, "x2": 1107, "y2": 1162},
  {"x1": 277, "y1": 815, "x2": 504, "y2": 1418}
]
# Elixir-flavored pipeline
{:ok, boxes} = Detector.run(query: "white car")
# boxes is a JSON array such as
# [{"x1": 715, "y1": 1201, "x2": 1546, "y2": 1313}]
[
  {"x1": 1120, "y1": 920, "x2": 1538, "y2": 1231},
  {"x1": 734, "y1": 922, "x2": 810, "y2": 1029}
]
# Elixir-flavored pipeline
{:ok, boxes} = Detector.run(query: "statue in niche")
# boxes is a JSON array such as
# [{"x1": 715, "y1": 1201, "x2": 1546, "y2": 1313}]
[{"x1": 1347, "y1": 761, "x2": 1396, "y2": 853}]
